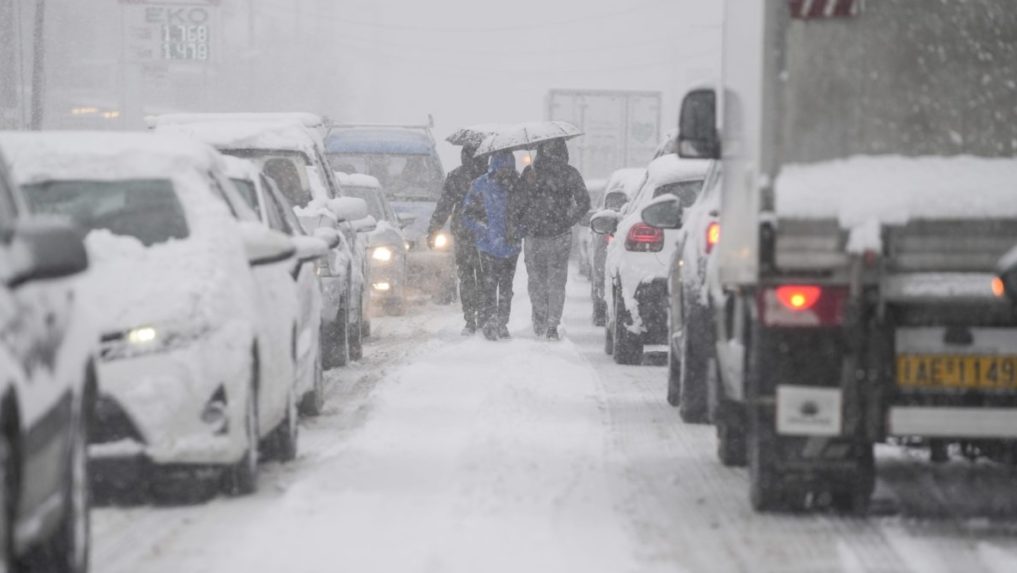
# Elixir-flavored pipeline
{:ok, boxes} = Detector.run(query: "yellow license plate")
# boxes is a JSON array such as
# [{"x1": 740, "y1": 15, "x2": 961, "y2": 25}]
[{"x1": 897, "y1": 354, "x2": 1017, "y2": 390}]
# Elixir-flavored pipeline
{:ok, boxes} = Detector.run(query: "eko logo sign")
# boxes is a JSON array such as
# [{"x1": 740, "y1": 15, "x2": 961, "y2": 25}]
[{"x1": 124, "y1": 3, "x2": 215, "y2": 63}]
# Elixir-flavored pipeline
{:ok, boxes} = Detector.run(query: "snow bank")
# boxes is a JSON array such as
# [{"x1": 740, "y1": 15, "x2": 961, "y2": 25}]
[{"x1": 776, "y1": 155, "x2": 1017, "y2": 227}]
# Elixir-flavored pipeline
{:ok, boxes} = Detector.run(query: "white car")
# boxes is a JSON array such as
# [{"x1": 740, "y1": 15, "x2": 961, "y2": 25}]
[
  {"x1": 0, "y1": 147, "x2": 96, "y2": 572},
  {"x1": 4, "y1": 132, "x2": 312, "y2": 496},
  {"x1": 588, "y1": 168, "x2": 647, "y2": 326},
  {"x1": 591, "y1": 155, "x2": 710, "y2": 365},
  {"x1": 337, "y1": 172, "x2": 409, "y2": 315},
  {"x1": 151, "y1": 113, "x2": 370, "y2": 368},
  {"x1": 224, "y1": 157, "x2": 332, "y2": 416}
]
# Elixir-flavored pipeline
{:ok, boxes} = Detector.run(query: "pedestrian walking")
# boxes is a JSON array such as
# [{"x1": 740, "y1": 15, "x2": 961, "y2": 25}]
[
  {"x1": 461, "y1": 151, "x2": 525, "y2": 341},
  {"x1": 518, "y1": 139, "x2": 591, "y2": 340},
  {"x1": 428, "y1": 144, "x2": 489, "y2": 335}
]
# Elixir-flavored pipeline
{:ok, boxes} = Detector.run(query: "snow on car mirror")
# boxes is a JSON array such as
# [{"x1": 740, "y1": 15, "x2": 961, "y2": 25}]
[
  {"x1": 641, "y1": 195, "x2": 683, "y2": 230},
  {"x1": 293, "y1": 235, "x2": 330, "y2": 262},
  {"x1": 239, "y1": 221, "x2": 296, "y2": 266},
  {"x1": 328, "y1": 197, "x2": 368, "y2": 222},
  {"x1": 5, "y1": 218, "x2": 89, "y2": 288},
  {"x1": 589, "y1": 210, "x2": 620, "y2": 235},
  {"x1": 353, "y1": 215, "x2": 378, "y2": 234},
  {"x1": 313, "y1": 227, "x2": 341, "y2": 249}
]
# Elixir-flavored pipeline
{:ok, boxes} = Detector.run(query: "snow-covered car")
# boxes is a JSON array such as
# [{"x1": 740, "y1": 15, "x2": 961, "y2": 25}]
[
  {"x1": 588, "y1": 168, "x2": 647, "y2": 326},
  {"x1": 324, "y1": 124, "x2": 455, "y2": 304},
  {"x1": 4, "y1": 132, "x2": 310, "y2": 496},
  {"x1": 151, "y1": 113, "x2": 369, "y2": 368},
  {"x1": 641, "y1": 162, "x2": 720, "y2": 423},
  {"x1": 0, "y1": 147, "x2": 95, "y2": 573},
  {"x1": 224, "y1": 157, "x2": 332, "y2": 416},
  {"x1": 575, "y1": 178, "x2": 606, "y2": 279},
  {"x1": 337, "y1": 172, "x2": 409, "y2": 315},
  {"x1": 591, "y1": 155, "x2": 710, "y2": 365}
]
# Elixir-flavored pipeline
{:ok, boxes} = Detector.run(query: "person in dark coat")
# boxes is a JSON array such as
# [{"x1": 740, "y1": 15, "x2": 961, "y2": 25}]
[
  {"x1": 461, "y1": 151, "x2": 525, "y2": 341},
  {"x1": 428, "y1": 144, "x2": 489, "y2": 335},
  {"x1": 517, "y1": 139, "x2": 591, "y2": 340}
]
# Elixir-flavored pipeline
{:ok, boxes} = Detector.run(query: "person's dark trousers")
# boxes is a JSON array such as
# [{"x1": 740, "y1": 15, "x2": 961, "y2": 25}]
[
  {"x1": 479, "y1": 253, "x2": 519, "y2": 329},
  {"x1": 524, "y1": 230, "x2": 573, "y2": 334},
  {"x1": 455, "y1": 238, "x2": 482, "y2": 327}
]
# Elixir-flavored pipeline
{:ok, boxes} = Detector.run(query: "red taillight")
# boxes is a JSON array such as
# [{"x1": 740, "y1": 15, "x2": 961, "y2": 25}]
[
  {"x1": 625, "y1": 223, "x2": 664, "y2": 252},
  {"x1": 760, "y1": 285, "x2": 847, "y2": 327},
  {"x1": 705, "y1": 221, "x2": 720, "y2": 254}
]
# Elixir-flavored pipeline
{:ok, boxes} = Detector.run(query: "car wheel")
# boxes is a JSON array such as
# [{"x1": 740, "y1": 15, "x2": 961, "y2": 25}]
[
  {"x1": 604, "y1": 317, "x2": 614, "y2": 356},
  {"x1": 299, "y1": 352, "x2": 325, "y2": 417},
  {"x1": 830, "y1": 444, "x2": 875, "y2": 514},
  {"x1": 349, "y1": 313, "x2": 363, "y2": 362},
  {"x1": 26, "y1": 408, "x2": 90, "y2": 573},
  {"x1": 323, "y1": 301, "x2": 350, "y2": 369},
  {"x1": 612, "y1": 288, "x2": 643, "y2": 365},
  {"x1": 0, "y1": 432, "x2": 11, "y2": 573},
  {"x1": 591, "y1": 283, "x2": 606, "y2": 327},
  {"x1": 361, "y1": 318, "x2": 372, "y2": 338},
  {"x1": 224, "y1": 376, "x2": 259, "y2": 496},
  {"x1": 269, "y1": 388, "x2": 299, "y2": 463},
  {"x1": 716, "y1": 413, "x2": 747, "y2": 467},
  {"x1": 678, "y1": 301, "x2": 710, "y2": 424},
  {"x1": 667, "y1": 345, "x2": 682, "y2": 407}
]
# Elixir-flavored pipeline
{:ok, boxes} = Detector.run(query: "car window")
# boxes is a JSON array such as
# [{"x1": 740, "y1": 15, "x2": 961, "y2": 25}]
[
  {"x1": 604, "y1": 192, "x2": 628, "y2": 211},
  {"x1": 343, "y1": 186, "x2": 385, "y2": 220},
  {"x1": 262, "y1": 188, "x2": 288, "y2": 232},
  {"x1": 655, "y1": 180, "x2": 704, "y2": 208},
  {"x1": 223, "y1": 149, "x2": 313, "y2": 207},
  {"x1": 230, "y1": 178, "x2": 260, "y2": 212},
  {"x1": 22, "y1": 179, "x2": 188, "y2": 246},
  {"x1": 263, "y1": 175, "x2": 306, "y2": 237},
  {"x1": 326, "y1": 153, "x2": 443, "y2": 202}
]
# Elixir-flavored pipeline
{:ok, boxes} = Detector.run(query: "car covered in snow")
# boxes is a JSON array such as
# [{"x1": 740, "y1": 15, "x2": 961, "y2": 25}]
[
  {"x1": 590, "y1": 155, "x2": 709, "y2": 365},
  {"x1": 324, "y1": 124, "x2": 455, "y2": 304},
  {"x1": 641, "y1": 161, "x2": 720, "y2": 422},
  {"x1": 337, "y1": 172, "x2": 409, "y2": 316},
  {"x1": 3, "y1": 132, "x2": 311, "y2": 496},
  {"x1": 575, "y1": 178, "x2": 606, "y2": 279},
  {"x1": 588, "y1": 168, "x2": 646, "y2": 327},
  {"x1": 0, "y1": 146, "x2": 96, "y2": 573},
  {"x1": 224, "y1": 157, "x2": 333, "y2": 416},
  {"x1": 151, "y1": 113, "x2": 371, "y2": 368}
]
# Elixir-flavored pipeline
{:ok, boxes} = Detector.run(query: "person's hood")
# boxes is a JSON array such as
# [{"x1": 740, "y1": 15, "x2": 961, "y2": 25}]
[
  {"x1": 536, "y1": 139, "x2": 569, "y2": 168},
  {"x1": 488, "y1": 151, "x2": 516, "y2": 174},
  {"x1": 461, "y1": 145, "x2": 487, "y2": 176}
]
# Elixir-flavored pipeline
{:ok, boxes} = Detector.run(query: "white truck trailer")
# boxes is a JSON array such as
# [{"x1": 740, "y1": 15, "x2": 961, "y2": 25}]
[{"x1": 676, "y1": 0, "x2": 1017, "y2": 512}]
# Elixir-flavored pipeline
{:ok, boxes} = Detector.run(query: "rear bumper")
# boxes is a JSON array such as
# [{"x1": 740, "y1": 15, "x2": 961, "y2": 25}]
[{"x1": 889, "y1": 406, "x2": 1017, "y2": 438}]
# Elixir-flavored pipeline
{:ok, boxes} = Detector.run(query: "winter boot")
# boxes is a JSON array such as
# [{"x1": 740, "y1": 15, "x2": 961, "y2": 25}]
[
  {"x1": 545, "y1": 326, "x2": 560, "y2": 341},
  {"x1": 462, "y1": 322, "x2": 477, "y2": 336},
  {"x1": 482, "y1": 322, "x2": 500, "y2": 341},
  {"x1": 498, "y1": 325, "x2": 511, "y2": 339}
]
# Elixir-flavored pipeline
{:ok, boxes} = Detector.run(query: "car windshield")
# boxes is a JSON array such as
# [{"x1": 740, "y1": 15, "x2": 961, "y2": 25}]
[
  {"x1": 222, "y1": 149, "x2": 313, "y2": 207},
  {"x1": 604, "y1": 191, "x2": 628, "y2": 211},
  {"x1": 343, "y1": 186, "x2": 385, "y2": 220},
  {"x1": 22, "y1": 179, "x2": 189, "y2": 247},
  {"x1": 230, "y1": 178, "x2": 259, "y2": 211},
  {"x1": 328, "y1": 153, "x2": 442, "y2": 202},
  {"x1": 656, "y1": 179, "x2": 704, "y2": 208}
]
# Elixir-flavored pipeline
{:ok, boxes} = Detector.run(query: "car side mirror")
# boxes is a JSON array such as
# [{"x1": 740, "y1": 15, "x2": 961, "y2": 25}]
[
  {"x1": 397, "y1": 213, "x2": 416, "y2": 229},
  {"x1": 589, "y1": 210, "x2": 620, "y2": 235},
  {"x1": 313, "y1": 227, "x2": 341, "y2": 249},
  {"x1": 353, "y1": 215, "x2": 378, "y2": 233},
  {"x1": 641, "y1": 195, "x2": 683, "y2": 230},
  {"x1": 292, "y1": 235, "x2": 330, "y2": 262},
  {"x1": 5, "y1": 219, "x2": 89, "y2": 288},
  {"x1": 239, "y1": 222, "x2": 296, "y2": 266},
  {"x1": 328, "y1": 197, "x2": 368, "y2": 222},
  {"x1": 677, "y1": 88, "x2": 720, "y2": 160}
]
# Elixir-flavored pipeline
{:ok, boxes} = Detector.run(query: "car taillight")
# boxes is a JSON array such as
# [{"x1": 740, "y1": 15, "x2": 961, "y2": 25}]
[
  {"x1": 705, "y1": 221, "x2": 720, "y2": 254},
  {"x1": 759, "y1": 285, "x2": 848, "y2": 327},
  {"x1": 625, "y1": 223, "x2": 664, "y2": 252}
]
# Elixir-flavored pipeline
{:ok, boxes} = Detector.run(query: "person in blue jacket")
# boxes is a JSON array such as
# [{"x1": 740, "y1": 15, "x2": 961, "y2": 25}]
[{"x1": 461, "y1": 150, "x2": 525, "y2": 341}]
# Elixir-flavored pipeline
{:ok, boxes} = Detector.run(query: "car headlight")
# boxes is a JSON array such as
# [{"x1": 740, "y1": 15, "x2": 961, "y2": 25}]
[
  {"x1": 101, "y1": 322, "x2": 210, "y2": 362},
  {"x1": 433, "y1": 232, "x2": 450, "y2": 249},
  {"x1": 372, "y1": 246, "x2": 393, "y2": 263}
]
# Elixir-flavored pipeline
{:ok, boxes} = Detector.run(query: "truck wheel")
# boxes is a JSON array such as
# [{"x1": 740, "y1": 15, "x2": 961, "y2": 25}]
[
  {"x1": 831, "y1": 444, "x2": 875, "y2": 514},
  {"x1": 716, "y1": 410, "x2": 747, "y2": 467},
  {"x1": 748, "y1": 408, "x2": 787, "y2": 511},
  {"x1": 667, "y1": 347, "x2": 682, "y2": 406},
  {"x1": 612, "y1": 289, "x2": 643, "y2": 365},
  {"x1": 678, "y1": 301, "x2": 710, "y2": 424}
]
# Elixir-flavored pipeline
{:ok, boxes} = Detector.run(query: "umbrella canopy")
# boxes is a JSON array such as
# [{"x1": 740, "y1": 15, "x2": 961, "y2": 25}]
[
  {"x1": 445, "y1": 124, "x2": 510, "y2": 147},
  {"x1": 474, "y1": 121, "x2": 583, "y2": 156}
]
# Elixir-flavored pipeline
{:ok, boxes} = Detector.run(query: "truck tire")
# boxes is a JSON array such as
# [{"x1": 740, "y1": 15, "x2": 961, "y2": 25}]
[
  {"x1": 612, "y1": 289, "x2": 643, "y2": 365},
  {"x1": 747, "y1": 408, "x2": 787, "y2": 511},
  {"x1": 678, "y1": 300, "x2": 710, "y2": 423},
  {"x1": 831, "y1": 444, "x2": 875, "y2": 514},
  {"x1": 667, "y1": 347, "x2": 681, "y2": 406}
]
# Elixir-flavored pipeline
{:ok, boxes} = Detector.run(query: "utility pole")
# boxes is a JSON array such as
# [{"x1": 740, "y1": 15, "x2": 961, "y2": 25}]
[{"x1": 29, "y1": 0, "x2": 46, "y2": 130}]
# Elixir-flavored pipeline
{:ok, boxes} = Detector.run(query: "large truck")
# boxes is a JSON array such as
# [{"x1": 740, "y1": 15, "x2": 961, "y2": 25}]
[
  {"x1": 676, "y1": 0, "x2": 1017, "y2": 512},
  {"x1": 546, "y1": 89, "x2": 661, "y2": 180}
]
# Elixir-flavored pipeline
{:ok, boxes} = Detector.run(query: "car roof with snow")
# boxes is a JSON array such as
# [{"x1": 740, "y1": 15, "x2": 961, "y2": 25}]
[
  {"x1": 335, "y1": 172, "x2": 381, "y2": 189},
  {"x1": 325, "y1": 128, "x2": 435, "y2": 156},
  {"x1": 154, "y1": 120, "x2": 323, "y2": 159},
  {"x1": 0, "y1": 131, "x2": 225, "y2": 184},
  {"x1": 644, "y1": 155, "x2": 711, "y2": 190},
  {"x1": 222, "y1": 156, "x2": 262, "y2": 182},
  {"x1": 149, "y1": 112, "x2": 327, "y2": 131},
  {"x1": 606, "y1": 167, "x2": 647, "y2": 197}
]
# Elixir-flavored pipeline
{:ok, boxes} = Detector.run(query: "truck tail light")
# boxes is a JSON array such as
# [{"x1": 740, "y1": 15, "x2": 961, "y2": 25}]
[
  {"x1": 625, "y1": 223, "x2": 664, "y2": 252},
  {"x1": 705, "y1": 222, "x2": 720, "y2": 254},
  {"x1": 759, "y1": 285, "x2": 848, "y2": 327}
]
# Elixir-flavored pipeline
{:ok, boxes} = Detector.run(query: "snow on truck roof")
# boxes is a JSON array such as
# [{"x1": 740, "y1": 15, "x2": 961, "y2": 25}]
[
  {"x1": 775, "y1": 155, "x2": 1017, "y2": 226},
  {"x1": 0, "y1": 131, "x2": 224, "y2": 184},
  {"x1": 155, "y1": 120, "x2": 322, "y2": 157},
  {"x1": 325, "y1": 128, "x2": 434, "y2": 156},
  {"x1": 644, "y1": 155, "x2": 711, "y2": 189},
  {"x1": 335, "y1": 172, "x2": 381, "y2": 189}
]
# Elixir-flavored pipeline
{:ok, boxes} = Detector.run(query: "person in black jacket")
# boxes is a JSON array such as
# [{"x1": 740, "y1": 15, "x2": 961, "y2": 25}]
[
  {"x1": 428, "y1": 145, "x2": 489, "y2": 335},
  {"x1": 518, "y1": 139, "x2": 591, "y2": 340}
]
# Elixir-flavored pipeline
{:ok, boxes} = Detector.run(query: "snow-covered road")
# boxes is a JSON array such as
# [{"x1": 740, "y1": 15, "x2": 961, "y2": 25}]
[{"x1": 93, "y1": 266, "x2": 1017, "y2": 573}]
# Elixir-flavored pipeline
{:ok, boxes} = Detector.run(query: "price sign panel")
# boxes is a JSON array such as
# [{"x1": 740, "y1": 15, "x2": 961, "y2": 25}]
[{"x1": 123, "y1": 2, "x2": 216, "y2": 63}]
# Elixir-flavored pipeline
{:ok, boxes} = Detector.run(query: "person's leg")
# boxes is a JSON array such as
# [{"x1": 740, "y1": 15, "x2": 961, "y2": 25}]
[
  {"x1": 478, "y1": 253, "x2": 498, "y2": 333},
  {"x1": 497, "y1": 254, "x2": 520, "y2": 329},
  {"x1": 455, "y1": 240, "x2": 481, "y2": 328},
  {"x1": 524, "y1": 238, "x2": 549, "y2": 334},
  {"x1": 545, "y1": 230, "x2": 573, "y2": 330}
]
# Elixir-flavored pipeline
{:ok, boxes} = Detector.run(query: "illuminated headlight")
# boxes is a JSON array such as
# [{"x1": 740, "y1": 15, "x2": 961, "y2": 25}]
[
  {"x1": 372, "y1": 246, "x2": 393, "y2": 263},
  {"x1": 373, "y1": 282, "x2": 392, "y2": 292},
  {"x1": 101, "y1": 322, "x2": 210, "y2": 361},
  {"x1": 405, "y1": 241, "x2": 413, "y2": 251},
  {"x1": 127, "y1": 326, "x2": 157, "y2": 345},
  {"x1": 433, "y1": 232, "x2": 450, "y2": 249}
]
